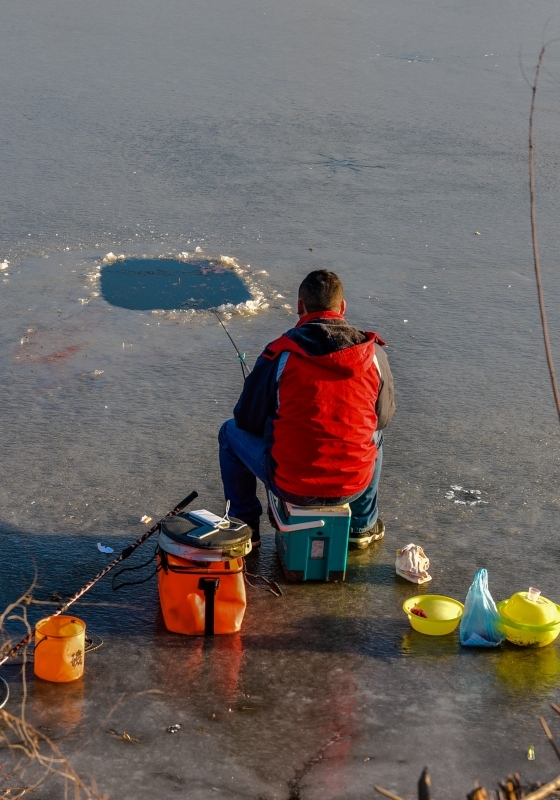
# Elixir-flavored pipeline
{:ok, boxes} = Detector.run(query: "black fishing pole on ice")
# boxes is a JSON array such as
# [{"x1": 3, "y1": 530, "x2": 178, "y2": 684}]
[
  {"x1": 0, "y1": 491, "x2": 198, "y2": 709},
  {"x1": 1, "y1": 295, "x2": 250, "y2": 706}
]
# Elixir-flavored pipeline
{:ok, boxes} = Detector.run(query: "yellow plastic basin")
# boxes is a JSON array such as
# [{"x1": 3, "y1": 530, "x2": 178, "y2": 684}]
[
  {"x1": 403, "y1": 595, "x2": 464, "y2": 636},
  {"x1": 497, "y1": 592, "x2": 560, "y2": 647}
]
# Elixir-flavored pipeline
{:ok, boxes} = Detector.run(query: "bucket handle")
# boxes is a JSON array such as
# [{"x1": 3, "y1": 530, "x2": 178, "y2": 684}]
[
  {"x1": 34, "y1": 636, "x2": 49, "y2": 652},
  {"x1": 34, "y1": 618, "x2": 83, "y2": 647}
]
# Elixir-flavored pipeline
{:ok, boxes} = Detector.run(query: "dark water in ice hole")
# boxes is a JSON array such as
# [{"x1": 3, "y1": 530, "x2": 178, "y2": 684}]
[
  {"x1": 100, "y1": 258, "x2": 252, "y2": 311},
  {"x1": 2, "y1": 0, "x2": 560, "y2": 797}
]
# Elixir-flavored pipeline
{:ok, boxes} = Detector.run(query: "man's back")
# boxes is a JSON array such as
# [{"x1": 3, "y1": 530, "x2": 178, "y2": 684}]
[{"x1": 234, "y1": 310, "x2": 394, "y2": 500}]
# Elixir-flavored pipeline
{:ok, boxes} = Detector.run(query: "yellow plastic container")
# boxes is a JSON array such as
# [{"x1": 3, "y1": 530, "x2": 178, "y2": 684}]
[
  {"x1": 497, "y1": 589, "x2": 560, "y2": 647},
  {"x1": 34, "y1": 616, "x2": 86, "y2": 682},
  {"x1": 403, "y1": 595, "x2": 464, "y2": 636}
]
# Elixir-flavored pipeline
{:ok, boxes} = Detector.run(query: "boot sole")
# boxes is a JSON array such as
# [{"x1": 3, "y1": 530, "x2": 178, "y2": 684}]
[{"x1": 348, "y1": 528, "x2": 385, "y2": 549}]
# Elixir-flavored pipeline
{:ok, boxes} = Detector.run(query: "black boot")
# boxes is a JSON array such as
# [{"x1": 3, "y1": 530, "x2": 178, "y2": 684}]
[{"x1": 246, "y1": 518, "x2": 261, "y2": 549}]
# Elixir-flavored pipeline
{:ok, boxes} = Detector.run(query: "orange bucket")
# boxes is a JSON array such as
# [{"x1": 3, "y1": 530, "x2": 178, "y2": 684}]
[
  {"x1": 158, "y1": 553, "x2": 246, "y2": 635},
  {"x1": 34, "y1": 616, "x2": 86, "y2": 683}
]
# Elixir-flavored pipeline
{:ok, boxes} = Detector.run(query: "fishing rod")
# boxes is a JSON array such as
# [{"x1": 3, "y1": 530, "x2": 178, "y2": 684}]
[
  {"x1": 0, "y1": 490, "x2": 198, "y2": 673},
  {"x1": 196, "y1": 290, "x2": 250, "y2": 381}
]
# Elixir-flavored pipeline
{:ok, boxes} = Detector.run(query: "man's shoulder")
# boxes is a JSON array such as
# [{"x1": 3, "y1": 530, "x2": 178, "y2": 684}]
[
  {"x1": 260, "y1": 318, "x2": 386, "y2": 361},
  {"x1": 261, "y1": 331, "x2": 303, "y2": 360},
  {"x1": 287, "y1": 318, "x2": 368, "y2": 358}
]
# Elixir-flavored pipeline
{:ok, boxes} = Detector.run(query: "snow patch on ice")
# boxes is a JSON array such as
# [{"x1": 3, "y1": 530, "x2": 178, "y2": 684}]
[
  {"x1": 445, "y1": 485, "x2": 488, "y2": 506},
  {"x1": 102, "y1": 252, "x2": 125, "y2": 264}
]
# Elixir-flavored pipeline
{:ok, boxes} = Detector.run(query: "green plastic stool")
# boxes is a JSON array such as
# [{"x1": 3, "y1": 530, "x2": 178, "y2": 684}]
[{"x1": 268, "y1": 490, "x2": 351, "y2": 582}]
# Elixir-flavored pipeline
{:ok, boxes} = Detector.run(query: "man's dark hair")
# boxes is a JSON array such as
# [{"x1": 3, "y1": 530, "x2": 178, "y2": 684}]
[{"x1": 298, "y1": 270, "x2": 344, "y2": 312}]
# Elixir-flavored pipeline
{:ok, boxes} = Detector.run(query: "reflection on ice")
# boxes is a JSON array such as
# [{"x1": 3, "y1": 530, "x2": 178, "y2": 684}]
[
  {"x1": 493, "y1": 645, "x2": 560, "y2": 700},
  {"x1": 32, "y1": 678, "x2": 85, "y2": 730}
]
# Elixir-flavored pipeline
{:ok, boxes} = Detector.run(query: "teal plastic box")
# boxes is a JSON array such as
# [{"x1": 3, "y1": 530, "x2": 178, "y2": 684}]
[{"x1": 268, "y1": 491, "x2": 351, "y2": 582}]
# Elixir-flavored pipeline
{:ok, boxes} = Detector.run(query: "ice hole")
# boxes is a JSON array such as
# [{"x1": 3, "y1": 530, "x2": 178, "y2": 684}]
[
  {"x1": 100, "y1": 257, "x2": 252, "y2": 311},
  {"x1": 444, "y1": 485, "x2": 487, "y2": 506}
]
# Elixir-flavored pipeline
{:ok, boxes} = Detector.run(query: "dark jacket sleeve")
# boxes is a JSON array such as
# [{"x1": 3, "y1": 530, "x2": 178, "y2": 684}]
[
  {"x1": 233, "y1": 352, "x2": 279, "y2": 436},
  {"x1": 375, "y1": 345, "x2": 395, "y2": 430}
]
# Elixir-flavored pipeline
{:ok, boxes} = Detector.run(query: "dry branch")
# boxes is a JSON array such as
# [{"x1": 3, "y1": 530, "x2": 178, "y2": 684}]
[
  {"x1": 0, "y1": 592, "x2": 107, "y2": 799},
  {"x1": 524, "y1": 775, "x2": 560, "y2": 800},
  {"x1": 374, "y1": 785, "x2": 406, "y2": 800},
  {"x1": 528, "y1": 37, "x2": 560, "y2": 423}
]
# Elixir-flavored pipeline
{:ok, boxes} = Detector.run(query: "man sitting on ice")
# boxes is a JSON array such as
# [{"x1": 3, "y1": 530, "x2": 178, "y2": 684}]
[{"x1": 218, "y1": 269, "x2": 395, "y2": 548}]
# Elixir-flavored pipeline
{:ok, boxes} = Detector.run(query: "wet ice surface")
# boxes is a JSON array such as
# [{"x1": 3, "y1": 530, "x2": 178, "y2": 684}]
[
  {"x1": 2, "y1": 0, "x2": 560, "y2": 796},
  {"x1": 4, "y1": 252, "x2": 560, "y2": 800}
]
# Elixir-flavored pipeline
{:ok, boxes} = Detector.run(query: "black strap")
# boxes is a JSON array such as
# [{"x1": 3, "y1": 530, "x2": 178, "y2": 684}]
[
  {"x1": 112, "y1": 546, "x2": 159, "y2": 591},
  {"x1": 160, "y1": 549, "x2": 222, "y2": 636},
  {"x1": 198, "y1": 578, "x2": 220, "y2": 635}
]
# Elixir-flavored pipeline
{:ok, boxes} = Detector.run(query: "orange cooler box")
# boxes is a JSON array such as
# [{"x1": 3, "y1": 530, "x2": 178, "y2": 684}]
[{"x1": 158, "y1": 552, "x2": 246, "y2": 635}]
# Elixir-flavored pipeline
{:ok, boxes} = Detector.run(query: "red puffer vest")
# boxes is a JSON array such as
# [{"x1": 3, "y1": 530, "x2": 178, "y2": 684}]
[{"x1": 263, "y1": 322, "x2": 383, "y2": 498}]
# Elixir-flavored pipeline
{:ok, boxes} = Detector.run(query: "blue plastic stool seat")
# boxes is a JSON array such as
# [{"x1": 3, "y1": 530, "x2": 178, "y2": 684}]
[{"x1": 268, "y1": 490, "x2": 351, "y2": 582}]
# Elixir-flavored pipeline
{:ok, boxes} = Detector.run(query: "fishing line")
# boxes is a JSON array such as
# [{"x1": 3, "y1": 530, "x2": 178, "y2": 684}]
[{"x1": 196, "y1": 289, "x2": 250, "y2": 381}]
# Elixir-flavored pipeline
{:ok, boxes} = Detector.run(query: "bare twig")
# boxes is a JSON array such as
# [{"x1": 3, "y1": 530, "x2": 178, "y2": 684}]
[
  {"x1": 524, "y1": 775, "x2": 560, "y2": 800},
  {"x1": 68, "y1": 688, "x2": 164, "y2": 762},
  {"x1": 500, "y1": 775, "x2": 520, "y2": 800},
  {"x1": 418, "y1": 767, "x2": 431, "y2": 800},
  {"x1": 0, "y1": 592, "x2": 108, "y2": 799},
  {"x1": 0, "y1": 707, "x2": 109, "y2": 799},
  {"x1": 467, "y1": 786, "x2": 490, "y2": 800},
  {"x1": 528, "y1": 37, "x2": 560, "y2": 423},
  {"x1": 540, "y1": 716, "x2": 560, "y2": 762},
  {"x1": 374, "y1": 786, "x2": 406, "y2": 800}
]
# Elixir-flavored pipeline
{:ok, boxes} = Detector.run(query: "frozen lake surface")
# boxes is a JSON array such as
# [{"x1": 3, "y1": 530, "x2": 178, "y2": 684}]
[{"x1": 2, "y1": 0, "x2": 560, "y2": 797}]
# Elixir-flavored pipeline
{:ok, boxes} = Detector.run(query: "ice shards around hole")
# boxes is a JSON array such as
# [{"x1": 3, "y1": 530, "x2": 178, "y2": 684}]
[
  {"x1": 445, "y1": 485, "x2": 488, "y2": 506},
  {"x1": 100, "y1": 258, "x2": 253, "y2": 312}
]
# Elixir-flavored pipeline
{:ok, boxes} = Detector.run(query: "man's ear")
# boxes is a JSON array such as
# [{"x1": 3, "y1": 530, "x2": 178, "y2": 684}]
[
  {"x1": 297, "y1": 298, "x2": 306, "y2": 316},
  {"x1": 340, "y1": 298, "x2": 347, "y2": 315}
]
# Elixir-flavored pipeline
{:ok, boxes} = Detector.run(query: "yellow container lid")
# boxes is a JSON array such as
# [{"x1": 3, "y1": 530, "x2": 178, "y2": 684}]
[{"x1": 502, "y1": 589, "x2": 560, "y2": 627}]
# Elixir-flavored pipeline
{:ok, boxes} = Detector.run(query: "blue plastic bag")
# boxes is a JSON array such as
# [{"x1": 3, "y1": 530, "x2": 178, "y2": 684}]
[{"x1": 460, "y1": 569, "x2": 504, "y2": 647}]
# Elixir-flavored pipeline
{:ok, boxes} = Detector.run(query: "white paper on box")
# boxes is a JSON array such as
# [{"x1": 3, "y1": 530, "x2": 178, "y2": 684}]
[{"x1": 189, "y1": 509, "x2": 224, "y2": 526}]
